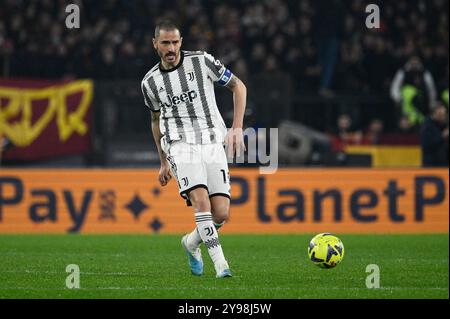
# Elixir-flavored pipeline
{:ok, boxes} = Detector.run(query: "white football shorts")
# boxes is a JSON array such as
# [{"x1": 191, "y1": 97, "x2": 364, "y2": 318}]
[{"x1": 164, "y1": 141, "x2": 231, "y2": 206}]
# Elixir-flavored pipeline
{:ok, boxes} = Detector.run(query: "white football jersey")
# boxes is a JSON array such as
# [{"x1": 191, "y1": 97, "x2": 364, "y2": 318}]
[{"x1": 141, "y1": 51, "x2": 233, "y2": 145}]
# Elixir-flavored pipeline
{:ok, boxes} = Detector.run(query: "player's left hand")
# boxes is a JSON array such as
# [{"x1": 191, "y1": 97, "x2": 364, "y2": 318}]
[{"x1": 225, "y1": 127, "x2": 246, "y2": 159}]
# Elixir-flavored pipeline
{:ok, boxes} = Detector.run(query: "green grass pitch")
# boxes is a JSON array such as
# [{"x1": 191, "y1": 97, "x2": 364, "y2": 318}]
[{"x1": 0, "y1": 234, "x2": 448, "y2": 299}]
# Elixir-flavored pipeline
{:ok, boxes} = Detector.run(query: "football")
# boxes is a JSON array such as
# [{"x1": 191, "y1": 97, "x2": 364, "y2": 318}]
[{"x1": 308, "y1": 233, "x2": 345, "y2": 269}]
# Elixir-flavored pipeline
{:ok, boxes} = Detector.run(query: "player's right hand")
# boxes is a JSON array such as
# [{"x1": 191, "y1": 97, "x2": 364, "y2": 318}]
[
  {"x1": 225, "y1": 127, "x2": 246, "y2": 159},
  {"x1": 158, "y1": 163, "x2": 172, "y2": 187}
]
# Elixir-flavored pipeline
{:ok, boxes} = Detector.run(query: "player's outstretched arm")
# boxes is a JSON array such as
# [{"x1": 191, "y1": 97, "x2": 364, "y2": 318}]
[
  {"x1": 150, "y1": 111, "x2": 171, "y2": 186},
  {"x1": 224, "y1": 75, "x2": 247, "y2": 158}
]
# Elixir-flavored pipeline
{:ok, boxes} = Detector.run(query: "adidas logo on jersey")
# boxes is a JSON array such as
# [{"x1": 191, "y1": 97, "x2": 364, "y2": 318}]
[{"x1": 164, "y1": 90, "x2": 198, "y2": 107}]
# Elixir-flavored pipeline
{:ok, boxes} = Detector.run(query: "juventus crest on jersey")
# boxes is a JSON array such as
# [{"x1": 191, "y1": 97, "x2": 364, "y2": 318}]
[{"x1": 141, "y1": 51, "x2": 233, "y2": 145}]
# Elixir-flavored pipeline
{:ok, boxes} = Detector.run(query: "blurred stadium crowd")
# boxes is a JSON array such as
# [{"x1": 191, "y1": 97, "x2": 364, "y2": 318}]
[
  {"x1": 0, "y1": 0, "x2": 448, "y2": 167},
  {"x1": 0, "y1": 0, "x2": 447, "y2": 92}
]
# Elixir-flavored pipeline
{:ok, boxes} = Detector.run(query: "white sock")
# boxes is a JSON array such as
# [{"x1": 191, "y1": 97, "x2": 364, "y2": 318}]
[
  {"x1": 195, "y1": 212, "x2": 226, "y2": 266},
  {"x1": 186, "y1": 228, "x2": 202, "y2": 251},
  {"x1": 186, "y1": 220, "x2": 226, "y2": 251}
]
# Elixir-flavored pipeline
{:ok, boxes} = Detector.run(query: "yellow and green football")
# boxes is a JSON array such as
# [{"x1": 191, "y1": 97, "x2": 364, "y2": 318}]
[{"x1": 308, "y1": 233, "x2": 345, "y2": 269}]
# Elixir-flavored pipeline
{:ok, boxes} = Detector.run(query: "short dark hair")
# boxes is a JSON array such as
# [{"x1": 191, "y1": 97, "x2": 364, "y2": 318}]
[{"x1": 154, "y1": 19, "x2": 180, "y2": 38}]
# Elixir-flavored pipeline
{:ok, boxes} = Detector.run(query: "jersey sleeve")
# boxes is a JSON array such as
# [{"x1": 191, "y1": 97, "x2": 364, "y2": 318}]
[
  {"x1": 141, "y1": 79, "x2": 160, "y2": 112},
  {"x1": 203, "y1": 52, "x2": 233, "y2": 86}
]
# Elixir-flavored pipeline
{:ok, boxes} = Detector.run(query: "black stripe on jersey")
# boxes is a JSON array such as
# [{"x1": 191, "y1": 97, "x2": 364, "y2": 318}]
[
  {"x1": 141, "y1": 82, "x2": 158, "y2": 112},
  {"x1": 177, "y1": 64, "x2": 202, "y2": 144},
  {"x1": 192, "y1": 57, "x2": 215, "y2": 143},
  {"x1": 184, "y1": 51, "x2": 203, "y2": 57},
  {"x1": 148, "y1": 77, "x2": 169, "y2": 137},
  {"x1": 147, "y1": 77, "x2": 162, "y2": 104},
  {"x1": 143, "y1": 64, "x2": 159, "y2": 82},
  {"x1": 162, "y1": 72, "x2": 185, "y2": 140},
  {"x1": 204, "y1": 57, "x2": 222, "y2": 79}
]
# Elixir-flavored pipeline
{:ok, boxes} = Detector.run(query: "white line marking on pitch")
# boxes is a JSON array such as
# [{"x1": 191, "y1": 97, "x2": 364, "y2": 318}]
[{"x1": 0, "y1": 287, "x2": 447, "y2": 291}]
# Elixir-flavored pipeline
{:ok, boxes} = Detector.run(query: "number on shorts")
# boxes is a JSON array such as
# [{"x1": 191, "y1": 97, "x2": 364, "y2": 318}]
[{"x1": 220, "y1": 169, "x2": 227, "y2": 184}]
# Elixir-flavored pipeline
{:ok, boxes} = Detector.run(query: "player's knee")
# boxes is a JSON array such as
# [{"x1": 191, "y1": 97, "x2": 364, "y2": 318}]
[
  {"x1": 189, "y1": 192, "x2": 211, "y2": 212},
  {"x1": 192, "y1": 199, "x2": 211, "y2": 212},
  {"x1": 212, "y1": 201, "x2": 230, "y2": 223}
]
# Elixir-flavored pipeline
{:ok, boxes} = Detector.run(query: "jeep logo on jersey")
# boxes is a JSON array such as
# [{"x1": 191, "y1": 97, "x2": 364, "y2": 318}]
[{"x1": 163, "y1": 90, "x2": 198, "y2": 107}]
